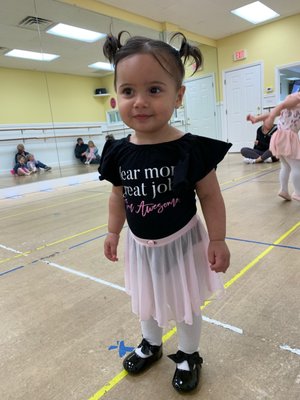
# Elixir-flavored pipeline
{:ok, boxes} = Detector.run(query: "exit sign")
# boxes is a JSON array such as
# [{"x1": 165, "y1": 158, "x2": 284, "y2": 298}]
[{"x1": 233, "y1": 49, "x2": 247, "y2": 61}]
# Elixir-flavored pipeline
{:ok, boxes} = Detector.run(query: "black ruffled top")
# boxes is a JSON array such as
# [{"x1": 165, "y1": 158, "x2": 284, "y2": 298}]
[{"x1": 99, "y1": 134, "x2": 231, "y2": 239}]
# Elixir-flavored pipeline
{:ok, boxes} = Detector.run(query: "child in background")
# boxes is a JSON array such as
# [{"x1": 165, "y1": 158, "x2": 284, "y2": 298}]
[
  {"x1": 26, "y1": 154, "x2": 38, "y2": 173},
  {"x1": 99, "y1": 32, "x2": 231, "y2": 393},
  {"x1": 247, "y1": 91, "x2": 300, "y2": 201},
  {"x1": 14, "y1": 144, "x2": 51, "y2": 171},
  {"x1": 84, "y1": 140, "x2": 99, "y2": 164},
  {"x1": 13, "y1": 155, "x2": 32, "y2": 176}
]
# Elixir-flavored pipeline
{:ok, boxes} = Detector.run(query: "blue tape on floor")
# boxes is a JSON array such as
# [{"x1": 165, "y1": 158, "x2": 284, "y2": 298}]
[{"x1": 0, "y1": 265, "x2": 25, "y2": 277}]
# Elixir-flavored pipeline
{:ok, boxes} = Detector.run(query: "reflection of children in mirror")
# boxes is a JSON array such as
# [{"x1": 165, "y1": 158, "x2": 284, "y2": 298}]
[
  {"x1": 26, "y1": 154, "x2": 38, "y2": 173},
  {"x1": 83, "y1": 140, "x2": 99, "y2": 165},
  {"x1": 12, "y1": 155, "x2": 32, "y2": 176},
  {"x1": 14, "y1": 143, "x2": 51, "y2": 171}
]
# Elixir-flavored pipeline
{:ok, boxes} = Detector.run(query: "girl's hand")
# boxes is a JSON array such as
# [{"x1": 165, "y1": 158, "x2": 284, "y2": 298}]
[
  {"x1": 104, "y1": 233, "x2": 120, "y2": 261},
  {"x1": 246, "y1": 114, "x2": 257, "y2": 124},
  {"x1": 208, "y1": 240, "x2": 230, "y2": 273}
]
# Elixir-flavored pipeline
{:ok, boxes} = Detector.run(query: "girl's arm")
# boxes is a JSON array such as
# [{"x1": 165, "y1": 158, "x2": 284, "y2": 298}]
[
  {"x1": 264, "y1": 92, "x2": 300, "y2": 130},
  {"x1": 196, "y1": 169, "x2": 230, "y2": 273},
  {"x1": 104, "y1": 185, "x2": 126, "y2": 262},
  {"x1": 246, "y1": 113, "x2": 270, "y2": 124}
]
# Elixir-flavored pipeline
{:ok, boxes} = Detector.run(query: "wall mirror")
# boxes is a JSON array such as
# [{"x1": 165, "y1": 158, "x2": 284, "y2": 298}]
[
  {"x1": 278, "y1": 64, "x2": 300, "y2": 100},
  {"x1": 0, "y1": 0, "x2": 220, "y2": 191}
]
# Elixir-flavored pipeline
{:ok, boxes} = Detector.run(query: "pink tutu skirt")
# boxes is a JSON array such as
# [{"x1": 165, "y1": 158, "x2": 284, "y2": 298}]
[
  {"x1": 124, "y1": 214, "x2": 224, "y2": 327},
  {"x1": 270, "y1": 129, "x2": 300, "y2": 159}
]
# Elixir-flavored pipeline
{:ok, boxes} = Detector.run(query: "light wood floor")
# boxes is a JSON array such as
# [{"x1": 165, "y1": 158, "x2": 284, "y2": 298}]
[{"x1": 0, "y1": 154, "x2": 299, "y2": 400}]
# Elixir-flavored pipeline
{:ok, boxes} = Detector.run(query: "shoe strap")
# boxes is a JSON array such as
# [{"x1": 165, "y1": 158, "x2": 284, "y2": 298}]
[
  {"x1": 138, "y1": 338, "x2": 161, "y2": 356},
  {"x1": 168, "y1": 350, "x2": 203, "y2": 370}
]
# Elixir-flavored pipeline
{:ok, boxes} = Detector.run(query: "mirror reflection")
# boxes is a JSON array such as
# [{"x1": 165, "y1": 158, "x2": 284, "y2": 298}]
[
  {"x1": 0, "y1": 0, "x2": 220, "y2": 192},
  {"x1": 279, "y1": 64, "x2": 300, "y2": 100}
]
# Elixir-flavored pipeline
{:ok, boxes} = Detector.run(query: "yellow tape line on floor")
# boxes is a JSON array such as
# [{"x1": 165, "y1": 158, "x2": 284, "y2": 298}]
[
  {"x1": 0, "y1": 224, "x2": 107, "y2": 264},
  {"x1": 0, "y1": 193, "x2": 102, "y2": 221},
  {"x1": 220, "y1": 164, "x2": 277, "y2": 187},
  {"x1": 89, "y1": 220, "x2": 300, "y2": 400},
  {"x1": 224, "y1": 220, "x2": 300, "y2": 289}
]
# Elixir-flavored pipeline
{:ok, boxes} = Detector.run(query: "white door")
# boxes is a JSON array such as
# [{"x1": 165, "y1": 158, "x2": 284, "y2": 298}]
[
  {"x1": 184, "y1": 75, "x2": 217, "y2": 139},
  {"x1": 224, "y1": 64, "x2": 262, "y2": 152}
]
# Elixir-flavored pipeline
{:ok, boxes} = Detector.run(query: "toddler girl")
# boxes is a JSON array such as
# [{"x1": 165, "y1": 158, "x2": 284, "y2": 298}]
[
  {"x1": 99, "y1": 31, "x2": 231, "y2": 393},
  {"x1": 84, "y1": 140, "x2": 99, "y2": 164},
  {"x1": 13, "y1": 155, "x2": 31, "y2": 176}
]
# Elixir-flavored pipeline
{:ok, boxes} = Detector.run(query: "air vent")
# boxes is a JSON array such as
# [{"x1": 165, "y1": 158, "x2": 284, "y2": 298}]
[{"x1": 18, "y1": 16, "x2": 54, "y2": 31}]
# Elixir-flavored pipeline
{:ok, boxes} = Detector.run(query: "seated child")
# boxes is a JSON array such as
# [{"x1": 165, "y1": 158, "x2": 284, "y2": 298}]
[
  {"x1": 83, "y1": 140, "x2": 100, "y2": 165},
  {"x1": 26, "y1": 154, "x2": 38, "y2": 173},
  {"x1": 13, "y1": 155, "x2": 32, "y2": 176}
]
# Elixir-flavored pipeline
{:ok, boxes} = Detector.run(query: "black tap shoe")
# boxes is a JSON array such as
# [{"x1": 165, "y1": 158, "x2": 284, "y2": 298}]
[
  {"x1": 123, "y1": 338, "x2": 162, "y2": 374},
  {"x1": 168, "y1": 350, "x2": 203, "y2": 393}
]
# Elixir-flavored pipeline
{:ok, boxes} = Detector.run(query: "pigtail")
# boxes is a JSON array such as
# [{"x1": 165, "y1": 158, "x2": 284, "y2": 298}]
[
  {"x1": 103, "y1": 33, "x2": 120, "y2": 64},
  {"x1": 170, "y1": 32, "x2": 203, "y2": 75},
  {"x1": 103, "y1": 31, "x2": 129, "y2": 64}
]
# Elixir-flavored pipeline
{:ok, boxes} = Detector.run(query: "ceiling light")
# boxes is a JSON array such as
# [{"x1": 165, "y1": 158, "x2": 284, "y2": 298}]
[
  {"x1": 5, "y1": 49, "x2": 59, "y2": 61},
  {"x1": 231, "y1": 1, "x2": 279, "y2": 24},
  {"x1": 286, "y1": 77, "x2": 300, "y2": 81},
  {"x1": 47, "y1": 23, "x2": 106, "y2": 43},
  {"x1": 88, "y1": 62, "x2": 114, "y2": 71}
]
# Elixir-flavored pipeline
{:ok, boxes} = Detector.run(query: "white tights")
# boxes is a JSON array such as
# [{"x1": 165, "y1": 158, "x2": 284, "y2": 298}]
[
  {"x1": 141, "y1": 314, "x2": 202, "y2": 354},
  {"x1": 280, "y1": 157, "x2": 300, "y2": 195}
]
